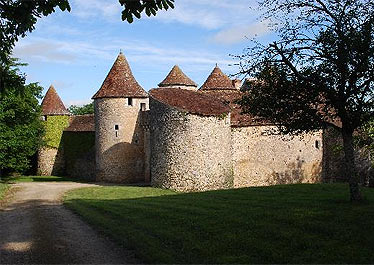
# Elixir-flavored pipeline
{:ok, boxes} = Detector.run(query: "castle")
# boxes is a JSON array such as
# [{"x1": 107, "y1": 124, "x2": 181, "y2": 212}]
[{"x1": 37, "y1": 52, "x2": 344, "y2": 192}]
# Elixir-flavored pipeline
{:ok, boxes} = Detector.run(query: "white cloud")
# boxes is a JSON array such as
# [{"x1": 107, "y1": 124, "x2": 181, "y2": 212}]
[
  {"x1": 71, "y1": 0, "x2": 121, "y2": 21},
  {"x1": 151, "y1": 0, "x2": 258, "y2": 29},
  {"x1": 212, "y1": 20, "x2": 270, "y2": 45},
  {"x1": 13, "y1": 36, "x2": 237, "y2": 70}
]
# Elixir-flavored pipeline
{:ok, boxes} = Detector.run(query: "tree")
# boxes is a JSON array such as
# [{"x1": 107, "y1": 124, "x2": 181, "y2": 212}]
[
  {"x1": 238, "y1": 0, "x2": 374, "y2": 201},
  {"x1": 119, "y1": 0, "x2": 174, "y2": 23},
  {"x1": 68, "y1": 102, "x2": 94, "y2": 115},
  {"x1": 0, "y1": 58, "x2": 44, "y2": 177}
]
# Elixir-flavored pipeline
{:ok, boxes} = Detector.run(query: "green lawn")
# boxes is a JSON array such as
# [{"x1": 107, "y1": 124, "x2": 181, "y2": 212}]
[
  {"x1": 64, "y1": 184, "x2": 374, "y2": 264},
  {"x1": 1, "y1": 175, "x2": 82, "y2": 183},
  {"x1": 0, "y1": 183, "x2": 9, "y2": 201}
]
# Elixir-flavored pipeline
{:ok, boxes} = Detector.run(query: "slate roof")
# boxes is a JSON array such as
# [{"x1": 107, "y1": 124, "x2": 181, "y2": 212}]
[
  {"x1": 150, "y1": 87, "x2": 230, "y2": 116},
  {"x1": 92, "y1": 52, "x2": 148, "y2": 99},
  {"x1": 158, "y1": 65, "x2": 197, "y2": 87},
  {"x1": 64, "y1": 115, "x2": 95, "y2": 132},
  {"x1": 41, "y1": 85, "x2": 70, "y2": 116},
  {"x1": 200, "y1": 65, "x2": 236, "y2": 91},
  {"x1": 200, "y1": 90, "x2": 272, "y2": 127}
]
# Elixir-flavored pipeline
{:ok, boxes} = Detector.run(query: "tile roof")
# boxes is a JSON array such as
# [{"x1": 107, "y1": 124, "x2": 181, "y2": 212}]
[
  {"x1": 158, "y1": 65, "x2": 197, "y2": 87},
  {"x1": 41, "y1": 85, "x2": 70, "y2": 116},
  {"x1": 200, "y1": 90, "x2": 272, "y2": 127},
  {"x1": 150, "y1": 87, "x2": 230, "y2": 116},
  {"x1": 200, "y1": 65, "x2": 236, "y2": 91},
  {"x1": 64, "y1": 115, "x2": 95, "y2": 132},
  {"x1": 92, "y1": 52, "x2": 148, "y2": 99}
]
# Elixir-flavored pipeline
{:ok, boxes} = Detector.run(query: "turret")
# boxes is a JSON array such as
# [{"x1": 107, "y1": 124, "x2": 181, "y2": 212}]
[
  {"x1": 200, "y1": 65, "x2": 236, "y2": 91},
  {"x1": 158, "y1": 65, "x2": 197, "y2": 90},
  {"x1": 92, "y1": 52, "x2": 149, "y2": 183},
  {"x1": 38, "y1": 85, "x2": 70, "y2": 176}
]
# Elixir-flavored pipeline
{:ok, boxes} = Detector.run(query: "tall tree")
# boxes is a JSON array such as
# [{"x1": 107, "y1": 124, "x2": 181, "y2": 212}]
[
  {"x1": 238, "y1": 0, "x2": 374, "y2": 201},
  {"x1": 0, "y1": 58, "x2": 44, "y2": 177}
]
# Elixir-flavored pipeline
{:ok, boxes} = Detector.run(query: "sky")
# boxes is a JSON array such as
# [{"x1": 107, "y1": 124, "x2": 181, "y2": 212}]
[{"x1": 13, "y1": 0, "x2": 273, "y2": 107}]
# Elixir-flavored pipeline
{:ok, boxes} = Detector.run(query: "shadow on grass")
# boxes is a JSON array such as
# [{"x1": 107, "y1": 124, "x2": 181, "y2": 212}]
[
  {"x1": 64, "y1": 184, "x2": 374, "y2": 264},
  {"x1": 0, "y1": 175, "x2": 93, "y2": 184}
]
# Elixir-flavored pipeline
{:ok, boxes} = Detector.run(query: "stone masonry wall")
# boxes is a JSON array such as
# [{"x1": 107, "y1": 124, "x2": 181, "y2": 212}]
[
  {"x1": 150, "y1": 98, "x2": 233, "y2": 192},
  {"x1": 322, "y1": 127, "x2": 374, "y2": 186},
  {"x1": 37, "y1": 146, "x2": 65, "y2": 176},
  {"x1": 232, "y1": 126, "x2": 323, "y2": 187},
  {"x1": 95, "y1": 97, "x2": 149, "y2": 183}
]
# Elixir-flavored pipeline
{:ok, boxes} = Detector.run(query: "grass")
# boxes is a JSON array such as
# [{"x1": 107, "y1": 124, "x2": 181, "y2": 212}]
[
  {"x1": 64, "y1": 183, "x2": 374, "y2": 264},
  {"x1": 0, "y1": 182, "x2": 9, "y2": 201},
  {"x1": 1, "y1": 175, "x2": 83, "y2": 183}
]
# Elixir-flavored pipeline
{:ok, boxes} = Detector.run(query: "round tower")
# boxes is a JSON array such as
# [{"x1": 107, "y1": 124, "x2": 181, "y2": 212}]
[
  {"x1": 92, "y1": 52, "x2": 149, "y2": 183},
  {"x1": 149, "y1": 87, "x2": 233, "y2": 192},
  {"x1": 38, "y1": 85, "x2": 71, "y2": 176}
]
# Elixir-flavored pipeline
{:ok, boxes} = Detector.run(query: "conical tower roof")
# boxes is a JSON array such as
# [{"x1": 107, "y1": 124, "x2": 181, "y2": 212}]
[
  {"x1": 41, "y1": 85, "x2": 70, "y2": 115},
  {"x1": 92, "y1": 52, "x2": 148, "y2": 99},
  {"x1": 200, "y1": 65, "x2": 235, "y2": 91},
  {"x1": 158, "y1": 65, "x2": 197, "y2": 87}
]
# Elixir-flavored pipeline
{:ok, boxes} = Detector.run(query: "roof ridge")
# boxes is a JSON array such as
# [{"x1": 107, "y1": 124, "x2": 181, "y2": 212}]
[{"x1": 92, "y1": 52, "x2": 148, "y2": 99}]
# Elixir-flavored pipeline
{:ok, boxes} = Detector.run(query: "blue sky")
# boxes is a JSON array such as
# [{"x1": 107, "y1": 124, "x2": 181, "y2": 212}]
[{"x1": 13, "y1": 0, "x2": 272, "y2": 107}]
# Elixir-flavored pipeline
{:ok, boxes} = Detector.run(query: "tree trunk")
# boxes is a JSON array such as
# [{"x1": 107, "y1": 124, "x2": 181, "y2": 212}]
[{"x1": 342, "y1": 130, "x2": 362, "y2": 202}]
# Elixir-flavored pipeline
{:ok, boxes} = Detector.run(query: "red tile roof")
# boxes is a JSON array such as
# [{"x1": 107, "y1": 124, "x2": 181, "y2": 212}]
[
  {"x1": 200, "y1": 90, "x2": 272, "y2": 127},
  {"x1": 41, "y1": 85, "x2": 70, "y2": 116},
  {"x1": 158, "y1": 65, "x2": 197, "y2": 87},
  {"x1": 64, "y1": 115, "x2": 95, "y2": 132},
  {"x1": 150, "y1": 87, "x2": 230, "y2": 116},
  {"x1": 92, "y1": 52, "x2": 148, "y2": 99},
  {"x1": 200, "y1": 65, "x2": 236, "y2": 91}
]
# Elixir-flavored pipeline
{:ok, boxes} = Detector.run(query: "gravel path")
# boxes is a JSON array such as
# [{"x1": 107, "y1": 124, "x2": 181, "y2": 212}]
[{"x1": 0, "y1": 182, "x2": 138, "y2": 264}]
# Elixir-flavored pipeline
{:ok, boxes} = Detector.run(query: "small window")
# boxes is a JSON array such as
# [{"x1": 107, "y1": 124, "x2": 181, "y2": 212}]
[
  {"x1": 140, "y1": 103, "x2": 146, "y2": 111},
  {"x1": 315, "y1": 140, "x2": 320, "y2": 149},
  {"x1": 114, "y1": 124, "x2": 119, "y2": 130},
  {"x1": 128, "y1": 98, "x2": 133, "y2": 106}
]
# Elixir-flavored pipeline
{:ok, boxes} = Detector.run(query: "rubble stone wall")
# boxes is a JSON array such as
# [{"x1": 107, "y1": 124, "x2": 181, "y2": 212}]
[
  {"x1": 150, "y1": 98, "x2": 233, "y2": 192},
  {"x1": 232, "y1": 126, "x2": 323, "y2": 187},
  {"x1": 94, "y1": 97, "x2": 149, "y2": 183}
]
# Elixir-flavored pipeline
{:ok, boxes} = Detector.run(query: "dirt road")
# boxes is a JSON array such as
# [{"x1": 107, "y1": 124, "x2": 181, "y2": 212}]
[{"x1": 0, "y1": 182, "x2": 138, "y2": 264}]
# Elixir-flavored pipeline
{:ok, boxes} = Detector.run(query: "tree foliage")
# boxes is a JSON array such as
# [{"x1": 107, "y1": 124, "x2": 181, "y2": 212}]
[
  {"x1": 68, "y1": 102, "x2": 94, "y2": 115},
  {"x1": 238, "y1": 0, "x2": 374, "y2": 201},
  {"x1": 0, "y1": 59, "x2": 44, "y2": 176},
  {"x1": 119, "y1": 0, "x2": 174, "y2": 23}
]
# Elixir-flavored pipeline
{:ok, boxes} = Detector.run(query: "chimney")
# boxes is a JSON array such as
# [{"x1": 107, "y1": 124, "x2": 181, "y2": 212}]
[{"x1": 232, "y1": 79, "x2": 242, "y2": 90}]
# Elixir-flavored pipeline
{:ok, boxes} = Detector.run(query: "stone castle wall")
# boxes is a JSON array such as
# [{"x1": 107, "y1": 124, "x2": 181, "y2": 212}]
[
  {"x1": 63, "y1": 131, "x2": 96, "y2": 181},
  {"x1": 37, "y1": 146, "x2": 65, "y2": 176},
  {"x1": 232, "y1": 126, "x2": 323, "y2": 187},
  {"x1": 150, "y1": 98, "x2": 233, "y2": 192},
  {"x1": 95, "y1": 97, "x2": 149, "y2": 183},
  {"x1": 322, "y1": 127, "x2": 374, "y2": 186}
]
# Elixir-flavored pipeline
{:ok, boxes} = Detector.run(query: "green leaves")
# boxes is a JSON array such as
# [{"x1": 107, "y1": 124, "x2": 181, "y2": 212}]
[
  {"x1": 68, "y1": 102, "x2": 94, "y2": 115},
  {"x1": 0, "y1": 59, "x2": 45, "y2": 175},
  {"x1": 119, "y1": 0, "x2": 175, "y2": 23}
]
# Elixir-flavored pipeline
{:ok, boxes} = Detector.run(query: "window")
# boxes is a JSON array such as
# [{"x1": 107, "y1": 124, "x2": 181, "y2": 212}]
[
  {"x1": 128, "y1": 98, "x2": 133, "y2": 106},
  {"x1": 140, "y1": 103, "x2": 146, "y2": 111},
  {"x1": 315, "y1": 140, "x2": 320, "y2": 149},
  {"x1": 114, "y1": 124, "x2": 119, "y2": 137}
]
